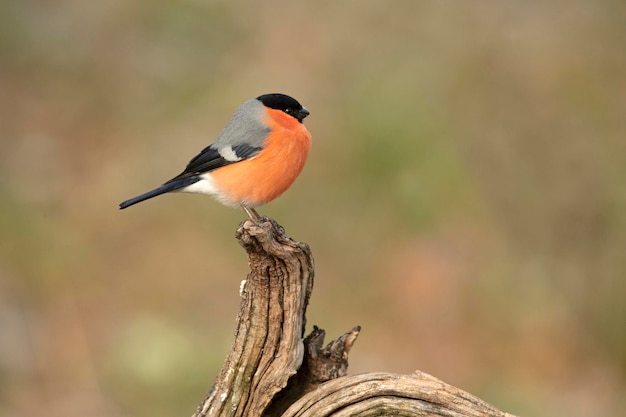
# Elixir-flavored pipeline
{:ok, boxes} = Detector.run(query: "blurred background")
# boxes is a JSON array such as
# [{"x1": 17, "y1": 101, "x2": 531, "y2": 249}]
[{"x1": 1, "y1": 1, "x2": 625, "y2": 416}]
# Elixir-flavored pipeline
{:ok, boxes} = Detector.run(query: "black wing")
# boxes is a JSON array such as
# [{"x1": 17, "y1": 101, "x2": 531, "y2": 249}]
[{"x1": 170, "y1": 143, "x2": 263, "y2": 181}]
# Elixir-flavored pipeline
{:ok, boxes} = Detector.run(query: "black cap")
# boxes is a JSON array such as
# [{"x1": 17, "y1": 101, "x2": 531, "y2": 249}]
[{"x1": 257, "y1": 93, "x2": 310, "y2": 122}]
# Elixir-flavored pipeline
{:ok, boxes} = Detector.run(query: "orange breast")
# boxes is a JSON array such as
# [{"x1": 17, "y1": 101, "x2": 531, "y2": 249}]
[{"x1": 210, "y1": 108, "x2": 312, "y2": 207}]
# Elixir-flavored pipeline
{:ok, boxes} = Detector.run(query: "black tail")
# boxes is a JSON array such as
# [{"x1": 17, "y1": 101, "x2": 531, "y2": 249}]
[{"x1": 119, "y1": 176, "x2": 201, "y2": 209}]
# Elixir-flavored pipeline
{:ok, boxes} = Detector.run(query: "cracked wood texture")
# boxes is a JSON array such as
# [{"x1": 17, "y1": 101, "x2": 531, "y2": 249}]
[{"x1": 191, "y1": 218, "x2": 518, "y2": 417}]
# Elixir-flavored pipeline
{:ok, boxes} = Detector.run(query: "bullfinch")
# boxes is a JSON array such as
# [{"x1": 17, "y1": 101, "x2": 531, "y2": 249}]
[{"x1": 119, "y1": 93, "x2": 311, "y2": 220}]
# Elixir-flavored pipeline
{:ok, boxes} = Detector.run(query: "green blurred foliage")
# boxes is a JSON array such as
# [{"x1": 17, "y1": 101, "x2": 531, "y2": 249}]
[{"x1": 1, "y1": 1, "x2": 625, "y2": 417}]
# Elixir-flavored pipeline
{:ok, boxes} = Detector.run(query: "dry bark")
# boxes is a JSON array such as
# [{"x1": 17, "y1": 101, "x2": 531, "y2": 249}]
[{"x1": 191, "y1": 218, "x2": 517, "y2": 417}]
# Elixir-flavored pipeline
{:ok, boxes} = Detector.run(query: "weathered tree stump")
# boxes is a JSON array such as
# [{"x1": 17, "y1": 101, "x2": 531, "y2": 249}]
[{"x1": 191, "y1": 218, "x2": 518, "y2": 417}]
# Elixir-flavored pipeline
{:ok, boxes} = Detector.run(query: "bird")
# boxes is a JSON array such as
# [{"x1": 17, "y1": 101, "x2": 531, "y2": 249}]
[{"x1": 119, "y1": 93, "x2": 311, "y2": 221}]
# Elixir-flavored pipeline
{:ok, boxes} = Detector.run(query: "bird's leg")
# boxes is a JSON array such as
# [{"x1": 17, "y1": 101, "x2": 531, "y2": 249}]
[
  {"x1": 242, "y1": 206, "x2": 261, "y2": 222},
  {"x1": 250, "y1": 208, "x2": 262, "y2": 220}
]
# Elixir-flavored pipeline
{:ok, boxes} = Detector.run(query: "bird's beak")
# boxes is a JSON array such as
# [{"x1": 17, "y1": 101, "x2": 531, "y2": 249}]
[{"x1": 298, "y1": 107, "x2": 310, "y2": 122}]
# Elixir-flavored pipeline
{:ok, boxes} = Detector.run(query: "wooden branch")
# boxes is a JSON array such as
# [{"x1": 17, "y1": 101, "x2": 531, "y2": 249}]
[
  {"x1": 191, "y1": 218, "x2": 518, "y2": 417},
  {"x1": 281, "y1": 371, "x2": 518, "y2": 417},
  {"x1": 192, "y1": 218, "x2": 314, "y2": 417}
]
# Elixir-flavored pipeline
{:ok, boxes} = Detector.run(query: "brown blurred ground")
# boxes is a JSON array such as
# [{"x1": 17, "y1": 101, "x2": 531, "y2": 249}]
[{"x1": 1, "y1": 1, "x2": 625, "y2": 416}]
